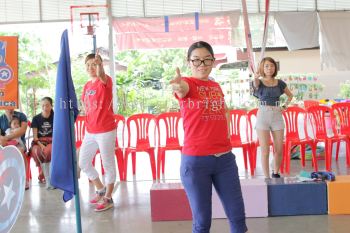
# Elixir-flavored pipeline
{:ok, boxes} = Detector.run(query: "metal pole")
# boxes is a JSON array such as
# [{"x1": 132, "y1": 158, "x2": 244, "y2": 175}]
[
  {"x1": 93, "y1": 34, "x2": 97, "y2": 53},
  {"x1": 70, "y1": 110, "x2": 82, "y2": 233},
  {"x1": 107, "y1": 0, "x2": 118, "y2": 113},
  {"x1": 88, "y1": 14, "x2": 97, "y2": 53}
]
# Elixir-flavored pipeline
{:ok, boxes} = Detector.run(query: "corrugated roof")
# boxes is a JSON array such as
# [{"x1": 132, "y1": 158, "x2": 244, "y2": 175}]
[{"x1": 1, "y1": 0, "x2": 350, "y2": 24}]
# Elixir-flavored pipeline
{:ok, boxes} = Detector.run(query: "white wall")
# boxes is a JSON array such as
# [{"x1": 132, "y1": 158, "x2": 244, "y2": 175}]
[{"x1": 256, "y1": 49, "x2": 350, "y2": 99}]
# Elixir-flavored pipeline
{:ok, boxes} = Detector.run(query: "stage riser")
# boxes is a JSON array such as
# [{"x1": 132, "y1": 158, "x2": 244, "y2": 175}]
[
  {"x1": 150, "y1": 176, "x2": 350, "y2": 221},
  {"x1": 212, "y1": 179, "x2": 268, "y2": 218},
  {"x1": 328, "y1": 176, "x2": 350, "y2": 215},
  {"x1": 267, "y1": 179, "x2": 327, "y2": 216}
]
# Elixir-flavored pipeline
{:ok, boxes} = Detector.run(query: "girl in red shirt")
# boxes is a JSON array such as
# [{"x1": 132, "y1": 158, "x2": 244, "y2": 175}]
[
  {"x1": 171, "y1": 41, "x2": 248, "y2": 233},
  {"x1": 79, "y1": 53, "x2": 117, "y2": 212}
]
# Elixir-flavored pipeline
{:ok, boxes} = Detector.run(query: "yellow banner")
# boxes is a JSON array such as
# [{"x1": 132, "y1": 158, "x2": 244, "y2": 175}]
[{"x1": 0, "y1": 36, "x2": 18, "y2": 109}]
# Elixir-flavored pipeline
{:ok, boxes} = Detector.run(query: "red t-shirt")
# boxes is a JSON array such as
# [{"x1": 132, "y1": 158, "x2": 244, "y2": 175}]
[
  {"x1": 82, "y1": 75, "x2": 116, "y2": 133},
  {"x1": 176, "y1": 77, "x2": 231, "y2": 156}
]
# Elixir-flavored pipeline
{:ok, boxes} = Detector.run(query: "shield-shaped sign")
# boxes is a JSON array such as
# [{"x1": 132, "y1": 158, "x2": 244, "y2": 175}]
[{"x1": 0, "y1": 145, "x2": 25, "y2": 233}]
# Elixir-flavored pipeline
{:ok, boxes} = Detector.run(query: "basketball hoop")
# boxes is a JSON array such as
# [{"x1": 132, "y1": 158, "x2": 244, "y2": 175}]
[
  {"x1": 70, "y1": 4, "x2": 108, "y2": 52},
  {"x1": 80, "y1": 12, "x2": 99, "y2": 36},
  {"x1": 70, "y1": 5, "x2": 108, "y2": 35},
  {"x1": 86, "y1": 25, "x2": 95, "y2": 35}
]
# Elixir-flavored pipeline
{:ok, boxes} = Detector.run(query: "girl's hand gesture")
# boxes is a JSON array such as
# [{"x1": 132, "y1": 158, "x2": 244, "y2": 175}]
[
  {"x1": 254, "y1": 72, "x2": 260, "y2": 79},
  {"x1": 94, "y1": 49, "x2": 102, "y2": 66},
  {"x1": 169, "y1": 67, "x2": 189, "y2": 98},
  {"x1": 170, "y1": 67, "x2": 182, "y2": 91},
  {"x1": 94, "y1": 49, "x2": 107, "y2": 83}
]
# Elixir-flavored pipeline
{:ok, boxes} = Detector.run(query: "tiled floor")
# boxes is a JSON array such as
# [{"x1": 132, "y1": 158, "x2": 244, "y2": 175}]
[{"x1": 11, "y1": 147, "x2": 350, "y2": 233}]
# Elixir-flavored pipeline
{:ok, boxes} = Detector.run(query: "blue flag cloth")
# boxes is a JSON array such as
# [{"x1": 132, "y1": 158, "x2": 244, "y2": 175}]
[{"x1": 51, "y1": 30, "x2": 79, "y2": 202}]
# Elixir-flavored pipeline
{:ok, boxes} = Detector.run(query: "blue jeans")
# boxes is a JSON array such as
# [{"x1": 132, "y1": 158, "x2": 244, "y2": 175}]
[{"x1": 180, "y1": 152, "x2": 247, "y2": 233}]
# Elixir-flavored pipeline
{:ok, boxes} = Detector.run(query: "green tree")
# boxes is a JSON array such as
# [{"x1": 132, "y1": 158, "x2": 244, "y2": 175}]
[
  {"x1": 0, "y1": 33, "x2": 55, "y2": 118},
  {"x1": 340, "y1": 80, "x2": 350, "y2": 99},
  {"x1": 115, "y1": 49, "x2": 190, "y2": 116},
  {"x1": 18, "y1": 34, "x2": 55, "y2": 118},
  {"x1": 70, "y1": 55, "x2": 91, "y2": 112}
]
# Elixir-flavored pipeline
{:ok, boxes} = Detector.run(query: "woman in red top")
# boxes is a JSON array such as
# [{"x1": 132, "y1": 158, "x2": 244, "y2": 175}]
[
  {"x1": 170, "y1": 41, "x2": 248, "y2": 233},
  {"x1": 79, "y1": 52, "x2": 117, "y2": 212}
]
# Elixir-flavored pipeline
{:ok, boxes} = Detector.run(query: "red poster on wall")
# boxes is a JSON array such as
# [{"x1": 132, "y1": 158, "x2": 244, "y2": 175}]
[{"x1": 0, "y1": 36, "x2": 18, "y2": 109}]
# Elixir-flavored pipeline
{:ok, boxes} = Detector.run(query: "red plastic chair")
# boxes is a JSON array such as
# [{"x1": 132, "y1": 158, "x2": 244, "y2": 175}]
[
  {"x1": 124, "y1": 113, "x2": 156, "y2": 180},
  {"x1": 156, "y1": 112, "x2": 182, "y2": 180},
  {"x1": 114, "y1": 114, "x2": 125, "y2": 181},
  {"x1": 307, "y1": 105, "x2": 350, "y2": 171},
  {"x1": 303, "y1": 100, "x2": 319, "y2": 108},
  {"x1": 282, "y1": 106, "x2": 317, "y2": 174},
  {"x1": 246, "y1": 108, "x2": 274, "y2": 175},
  {"x1": 85, "y1": 115, "x2": 125, "y2": 181},
  {"x1": 228, "y1": 109, "x2": 253, "y2": 175},
  {"x1": 74, "y1": 115, "x2": 105, "y2": 178},
  {"x1": 26, "y1": 120, "x2": 45, "y2": 184},
  {"x1": 74, "y1": 115, "x2": 86, "y2": 149},
  {"x1": 25, "y1": 120, "x2": 33, "y2": 182},
  {"x1": 247, "y1": 108, "x2": 259, "y2": 175},
  {"x1": 331, "y1": 102, "x2": 350, "y2": 164}
]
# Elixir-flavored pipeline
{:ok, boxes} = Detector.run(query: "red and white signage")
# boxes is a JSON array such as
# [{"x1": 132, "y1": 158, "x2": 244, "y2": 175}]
[{"x1": 113, "y1": 12, "x2": 239, "y2": 50}]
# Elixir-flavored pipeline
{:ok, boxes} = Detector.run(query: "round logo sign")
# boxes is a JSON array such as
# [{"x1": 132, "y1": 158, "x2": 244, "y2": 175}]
[
  {"x1": 0, "y1": 146, "x2": 25, "y2": 233},
  {"x1": 0, "y1": 66, "x2": 13, "y2": 83}
]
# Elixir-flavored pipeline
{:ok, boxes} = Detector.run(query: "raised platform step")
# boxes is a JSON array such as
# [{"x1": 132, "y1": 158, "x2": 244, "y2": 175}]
[
  {"x1": 150, "y1": 179, "x2": 268, "y2": 221},
  {"x1": 327, "y1": 175, "x2": 350, "y2": 215},
  {"x1": 267, "y1": 178, "x2": 327, "y2": 216}
]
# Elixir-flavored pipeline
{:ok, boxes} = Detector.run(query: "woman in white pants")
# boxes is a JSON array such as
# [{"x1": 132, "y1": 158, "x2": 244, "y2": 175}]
[{"x1": 79, "y1": 52, "x2": 117, "y2": 212}]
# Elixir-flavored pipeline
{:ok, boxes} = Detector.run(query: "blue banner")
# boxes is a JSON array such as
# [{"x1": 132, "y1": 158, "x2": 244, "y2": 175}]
[{"x1": 51, "y1": 30, "x2": 79, "y2": 202}]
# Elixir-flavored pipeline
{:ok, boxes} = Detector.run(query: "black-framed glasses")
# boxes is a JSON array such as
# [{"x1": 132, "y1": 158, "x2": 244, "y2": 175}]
[{"x1": 190, "y1": 58, "x2": 215, "y2": 67}]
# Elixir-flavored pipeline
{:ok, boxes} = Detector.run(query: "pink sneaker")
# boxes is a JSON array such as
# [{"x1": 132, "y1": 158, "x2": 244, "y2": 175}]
[
  {"x1": 89, "y1": 187, "x2": 106, "y2": 205},
  {"x1": 94, "y1": 197, "x2": 114, "y2": 212}
]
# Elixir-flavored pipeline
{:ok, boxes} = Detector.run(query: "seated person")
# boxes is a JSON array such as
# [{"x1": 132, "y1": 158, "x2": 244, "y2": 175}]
[
  {"x1": 5, "y1": 115, "x2": 26, "y2": 152},
  {"x1": 30, "y1": 97, "x2": 54, "y2": 190},
  {"x1": 0, "y1": 108, "x2": 29, "y2": 189}
]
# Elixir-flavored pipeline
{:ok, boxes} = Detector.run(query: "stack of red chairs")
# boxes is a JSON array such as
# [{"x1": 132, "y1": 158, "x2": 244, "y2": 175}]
[
  {"x1": 74, "y1": 116, "x2": 86, "y2": 149},
  {"x1": 75, "y1": 115, "x2": 105, "y2": 178},
  {"x1": 124, "y1": 113, "x2": 157, "y2": 180},
  {"x1": 75, "y1": 115, "x2": 125, "y2": 181},
  {"x1": 306, "y1": 105, "x2": 350, "y2": 171},
  {"x1": 155, "y1": 112, "x2": 182, "y2": 180},
  {"x1": 74, "y1": 116, "x2": 104, "y2": 179},
  {"x1": 282, "y1": 106, "x2": 317, "y2": 174},
  {"x1": 303, "y1": 100, "x2": 320, "y2": 108},
  {"x1": 246, "y1": 108, "x2": 274, "y2": 175},
  {"x1": 331, "y1": 102, "x2": 350, "y2": 166},
  {"x1": 228, "y1": 109, "x2": 254, "y2": 175},
  {"x1": 25, "y1": 120, "x2": 33, "y2": 183},
  {"x1": 114, "y1": 114, "x2": 125, "y2": 181}
]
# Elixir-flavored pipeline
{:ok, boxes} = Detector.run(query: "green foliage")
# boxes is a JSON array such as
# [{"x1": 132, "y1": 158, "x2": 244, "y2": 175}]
[
  {"x1": 0, "y1": 32, "x2": 55, "y2": 118},
  {"x1": 115, "y1": 49, "x2": 189, "y2": 116},
  {"x1": 19, "y1": 34, "x2": 56, "y2": 118},
  {"x1": 339, "y1": 80, "x2": 350, "y2": 99},
  {"x1": 71, "y1": 55, "x2": 89, "y2": 110}
]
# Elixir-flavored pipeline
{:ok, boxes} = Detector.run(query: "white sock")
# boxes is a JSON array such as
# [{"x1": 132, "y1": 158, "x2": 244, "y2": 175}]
[{"x1": 97, "y1": 187, "x2": 106, "y2": 194}]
